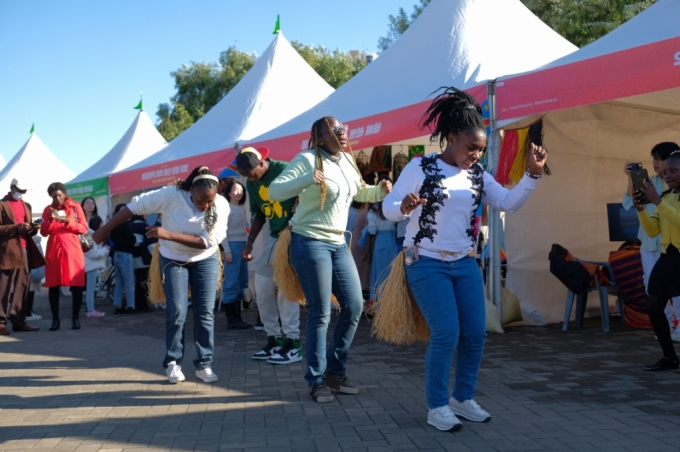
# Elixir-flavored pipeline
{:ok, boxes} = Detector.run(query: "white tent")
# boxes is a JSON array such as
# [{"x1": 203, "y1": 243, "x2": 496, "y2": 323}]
[
  {"x1": 0, "y1": 133, "x2": 75, "y2": 215},
  {"x1": 109, "y1": 32, "x2": 334, "y2": 194},
  {"x1": 0, "y1": 154, "x2": 6, "y2": 172},
  {"x1": 66, "y1": 109, "x2": 167, "y2": 220},
  {"x1": 493, "y1": 0, "x2": 680, "y2": 324},
  {"x1": 245, "y1": 0, "x2": 577, "y2": 160}
]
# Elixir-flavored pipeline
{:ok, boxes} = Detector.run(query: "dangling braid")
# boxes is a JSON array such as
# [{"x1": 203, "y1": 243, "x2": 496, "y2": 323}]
[
  {"x1": 174, "y1": 166, "x2": 219, "y2": 235},
  {"x1": 421, "y1": 87, "x2": 485, "y2": 150},
  {"x1": 308, "y1": 116, "x2": 367, "y2": 211}
]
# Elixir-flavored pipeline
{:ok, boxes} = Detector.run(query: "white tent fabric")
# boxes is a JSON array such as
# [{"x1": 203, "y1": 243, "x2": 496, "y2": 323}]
[
  {"x1": 0, "y1": 133, "x2": 75, "y2": 214},
  {"x1": 246, "y1": 0, "x2": 577, "y2": 160},
  {"x1": 109, "y1": 32, "x2": 334, "y2": 194},
  {"x1": 494, "y1": 0, "x2": 680, "y2": 325},
  {"x1": 69, "y1": 110, "x2": 167, "y2": 183}
]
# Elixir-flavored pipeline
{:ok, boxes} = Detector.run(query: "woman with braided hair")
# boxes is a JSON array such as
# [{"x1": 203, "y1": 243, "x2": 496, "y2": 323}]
[
  {"x1": 382, "y1": 87, "x2": 547, "y2": 432},
  {"x1": 634, "y1": 148, "x2": 680, "y2": 371},
  {"x1": 93, "y1": 166, "x2": 229, "y2": 384},
  {"x1": 269, "y1": 116, "x2": 392, "y2": 403}
]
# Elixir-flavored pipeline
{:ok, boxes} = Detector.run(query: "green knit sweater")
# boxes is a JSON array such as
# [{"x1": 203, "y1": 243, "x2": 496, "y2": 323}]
[{"x1": 269, "y1": 150, "x2": 386, "y2": 244}]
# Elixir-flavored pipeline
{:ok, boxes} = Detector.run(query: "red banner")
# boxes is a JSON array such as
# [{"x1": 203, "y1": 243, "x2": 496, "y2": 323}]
[
  {"x1": 110, "y1": 84, "x2": 488, "y2": 194},
  {"x1": 497, "y1": 36, "x2": 680, "y2": 121}
]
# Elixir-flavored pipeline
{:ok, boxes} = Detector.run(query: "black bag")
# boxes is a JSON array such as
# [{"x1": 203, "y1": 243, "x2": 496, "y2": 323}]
[
  {"x1": 548, "y1": 244, "x2": 591, "y2": 294},
  {"x1": 74, "y1": 210, "x2": 94, "y2": 252}
]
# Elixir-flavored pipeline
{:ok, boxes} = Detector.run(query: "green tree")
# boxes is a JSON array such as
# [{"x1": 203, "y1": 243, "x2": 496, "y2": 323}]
[
  {"x1": 520, "y1": 0, "x2": 657, "y2": 48},
  {"x1": 377, "y1": 0, "x2": 430, "y2": 52},
  {"x1": 156, "y1": 46, "x2": 256, "y2": 141},
  {"x1": 291, "y1": 41, "x2": 369, "y2": 89}
]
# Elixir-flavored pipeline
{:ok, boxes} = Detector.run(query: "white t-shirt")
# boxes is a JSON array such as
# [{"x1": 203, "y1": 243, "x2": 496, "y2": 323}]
[
  {"x1": 383, "y1": 155, "x2": 537, "y2": 262},
  {"x1": 127, "y1": 186, "x2": 229, "y2": 262}
]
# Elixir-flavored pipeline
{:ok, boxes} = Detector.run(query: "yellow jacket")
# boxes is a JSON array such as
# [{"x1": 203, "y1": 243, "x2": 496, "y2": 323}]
[{"x1": 638, "y1": 193, "x2": 680, "y2": 253}]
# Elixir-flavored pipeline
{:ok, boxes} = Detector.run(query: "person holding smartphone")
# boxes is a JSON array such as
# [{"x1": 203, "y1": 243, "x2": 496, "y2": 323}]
[
  {"x1": 623, "y1": 142, "x2": 680, "y2": 342},
  {"x1": 634, "y1": 148, "x2": 680, "y2": 370}
]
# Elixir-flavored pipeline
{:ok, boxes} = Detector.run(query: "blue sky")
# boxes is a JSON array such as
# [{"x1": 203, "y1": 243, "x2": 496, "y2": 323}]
[{"x1": 0, "y1": 0, "x2": 416, "y2": 174}]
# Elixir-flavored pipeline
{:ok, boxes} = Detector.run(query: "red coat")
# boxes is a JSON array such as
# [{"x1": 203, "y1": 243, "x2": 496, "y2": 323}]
[{"x1": 40, "y1": 199, "x2": 88, "y2": 288}]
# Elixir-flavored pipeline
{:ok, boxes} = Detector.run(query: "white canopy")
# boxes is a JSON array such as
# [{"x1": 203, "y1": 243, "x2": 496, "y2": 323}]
[
  {"x1": 0, "y1": 133, "x2": 75, "y2": 213},
  {"x1": 0, "y1": 154, "x2": 6, "y2": 172},
  {"x1": 69, "y1": 109, "x2": 167, "y2": 184},
  {"x1": 494, "y1": 0, "x2": 680, "y2": 324},
  {"x1": 246, "y1": 0, "x2": 577, "y2": 160},
  {"x1": 110, "y1": 32, "x2": 334, "y2": 194}
]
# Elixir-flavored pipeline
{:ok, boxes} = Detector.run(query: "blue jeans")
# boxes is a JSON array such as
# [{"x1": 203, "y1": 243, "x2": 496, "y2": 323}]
[
  {"x1": 113, "y1": 252, "x2": 135, "y2": 309},
  {"x1": 85, "y1": 270, "x2": 97, "y2": 312},
  {"x1": 222, "y1": 241, "x2": 248, "y2": 305},
  {"x1": 160, "y1": 253, "x2": 219, "y2": 370},
  {"x1": 405, "y1": 255, "x2": 486, "y2": 409},
  {"x1": 290, "y1": 232, "x2": 363, "y2": 386}
]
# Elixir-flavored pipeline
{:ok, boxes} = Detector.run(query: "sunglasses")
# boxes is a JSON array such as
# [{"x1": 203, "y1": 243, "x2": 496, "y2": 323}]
[{"x1": 326, "y1": 124, "x2": 348, "y2": 135}]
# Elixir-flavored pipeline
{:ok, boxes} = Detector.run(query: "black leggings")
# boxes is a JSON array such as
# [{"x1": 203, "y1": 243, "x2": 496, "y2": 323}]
[
  {"x1": 48, "y1": 286, "x2": 84, "y2": 321},
  {"x1": 647, "y1": 294, "x2": 678, "y2": 359}
]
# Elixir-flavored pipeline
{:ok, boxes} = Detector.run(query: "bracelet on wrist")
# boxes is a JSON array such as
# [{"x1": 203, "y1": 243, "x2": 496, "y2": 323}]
[
  {"x1": 247, "y1": 235, "x2": 257, "y2": 241},
  {"x1": 525, "y1": 171, "x2": 541, "y2": 180}
]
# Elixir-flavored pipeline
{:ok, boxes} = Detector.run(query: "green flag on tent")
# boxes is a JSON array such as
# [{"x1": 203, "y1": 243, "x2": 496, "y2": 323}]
[
  {"x1": 273, "y1": 15, "x2": 280, "y2": 34},
  {"x1": 30, "y1": 123, "x2": 34, "y2": 134},
  {"x1": 134, "y1": 92, "x2": 143, "y2": 110}
]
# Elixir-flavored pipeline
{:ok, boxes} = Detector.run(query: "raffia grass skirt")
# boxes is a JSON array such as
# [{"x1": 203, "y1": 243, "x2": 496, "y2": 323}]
[
  {"x1": 145, "y1": 243, "x2": 224, "y2": 304},
  {"x1": 371, "y1": 250, "x2": 430, "y2": 345},
  {"x1": 272, "y1": 227, "x2": 340, "y2": 307}
]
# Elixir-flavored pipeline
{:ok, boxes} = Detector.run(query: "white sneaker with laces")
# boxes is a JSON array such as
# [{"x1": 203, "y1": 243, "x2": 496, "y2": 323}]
[
  {"x1": 25, "y1": 312, "x2": 42, "y2": 321},
  {"x1": 166, "y1": 362, "x2": 185, "y2": 384},
  {"x1": 196, "y1": 368, "x2": 218, "y2": 383},
  {"x1": 449, "y1": 398, "x2": 491, "y2": 422},
  {"x1": 427, "y1": 406, "x2": 463, "y2": 431},
  {"x1": 671, "y1": 328, "x2": 680, "y2": 343}
]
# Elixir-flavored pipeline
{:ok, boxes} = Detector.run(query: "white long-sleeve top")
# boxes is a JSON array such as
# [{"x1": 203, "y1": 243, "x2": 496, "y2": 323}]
[
  {"x1": 383, "y1": 156, "x2": 538, "y2": 262},
  {"x1": 127, "y1": 186, "x2": 229, "y2": 262}
]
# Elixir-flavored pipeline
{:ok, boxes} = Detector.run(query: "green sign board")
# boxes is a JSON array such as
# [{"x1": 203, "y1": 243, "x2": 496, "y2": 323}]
[{"x1": 65, "y1": 176, "x2": 109, "y2": 200}]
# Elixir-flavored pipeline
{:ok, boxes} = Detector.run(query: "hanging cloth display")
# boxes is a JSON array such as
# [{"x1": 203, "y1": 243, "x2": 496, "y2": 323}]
[
  {"x1": 408, "y1": 145, "x2": 425, "y2": 161},
  {"x1": 392, "y1": 150, "x2": 409, "y2": 183}
]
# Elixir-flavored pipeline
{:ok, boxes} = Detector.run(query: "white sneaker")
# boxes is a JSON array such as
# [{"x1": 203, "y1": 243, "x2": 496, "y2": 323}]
[
  {"x1": 427, "y1": 406, "x2": 462, "y2": 431},
  {"x1": 449, "y1": 398, "x2": 491, "y2": 422},
  {"x1": 196, "y1": 368, "x2": 218, "y2": 383},
  {"x1": 166, "y1": 362, "x2": 185, "y2": 384},
  {"x1": 671, "y1": 328, "x2": 680, "y2": 343},
  {"x1": 25, "y1": 312, "x2": 42, "y2": 321}
]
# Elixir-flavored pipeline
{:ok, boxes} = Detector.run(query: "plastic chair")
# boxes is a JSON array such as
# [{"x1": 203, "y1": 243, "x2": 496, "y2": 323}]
[{"x1": 562, "y1": 259, "x2": 625, "y2": 333}]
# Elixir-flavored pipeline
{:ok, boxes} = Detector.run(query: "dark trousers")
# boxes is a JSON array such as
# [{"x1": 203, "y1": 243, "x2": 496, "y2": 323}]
[
  {"x1": 648, "y1": 294, "x2": 678, "y2": 359},
  {"x1": 49, "y1": 286, "x2": 84, "y2": 321},
  {"x1": 0, "y1": 248, "x2": 29, "y2": 328},
  {"x1": 134, "y1": 267, "x2": 150, "y2": 311}
]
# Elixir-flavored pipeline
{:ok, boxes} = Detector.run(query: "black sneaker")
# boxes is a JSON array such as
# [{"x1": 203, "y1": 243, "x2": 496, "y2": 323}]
[
  {"x1": 325, "y1": 373, "x2": 359, "y2": 394},
  {"x1": 310, "y1": 384, "x2": 334, "y2": 403},
  {"x1": 114, "y1": 307, "x2": 128, "y2": 315},
  {"x1": 252, "y1": 336, "x2": 282, "y2": 360},
  {"x1": 267, "y1": 338, "x2": 303, "y2": 365}
]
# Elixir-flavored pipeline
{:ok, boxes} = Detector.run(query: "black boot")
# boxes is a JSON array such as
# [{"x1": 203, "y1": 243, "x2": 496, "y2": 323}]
[
  {"x1": 225, "y1": 302, "x2": 252, "y2": 330},
  {"x1": 49, "y1": 319, "x2": 60, "y2": 331}
]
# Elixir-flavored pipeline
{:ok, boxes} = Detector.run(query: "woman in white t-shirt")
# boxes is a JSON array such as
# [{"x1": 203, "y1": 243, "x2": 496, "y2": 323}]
[
  {"x1": 383, "y1": 87, "x2": 547, "y2": 432},
  {"x1": 93, "y1": 166, "x2": 229, "y2": 384}
]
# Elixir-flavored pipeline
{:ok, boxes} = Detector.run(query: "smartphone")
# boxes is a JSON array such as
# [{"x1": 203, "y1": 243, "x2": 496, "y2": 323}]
[
  {"x1": 629, "y1": 162, "x2": 642, "y2": 172},
  {"x1": 630, "y1": 168, "x2": 651, "y2": 204}
]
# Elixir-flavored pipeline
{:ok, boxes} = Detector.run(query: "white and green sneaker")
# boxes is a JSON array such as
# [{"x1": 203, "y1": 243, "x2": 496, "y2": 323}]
[
  {"x1": 267, "y1": 337, "x2": 303, "y2": 365},
  {"x1": 252, "y1": 336, "x2": 282, "y2": 360}
]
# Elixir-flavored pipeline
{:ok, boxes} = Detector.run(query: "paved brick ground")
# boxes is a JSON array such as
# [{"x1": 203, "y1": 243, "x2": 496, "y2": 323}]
[{"x1": 1, "y1": 291, "x2": 679, "y2": 452}]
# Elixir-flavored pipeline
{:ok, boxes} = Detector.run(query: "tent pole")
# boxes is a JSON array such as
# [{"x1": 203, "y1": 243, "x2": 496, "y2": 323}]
[{"x1": 486, "y1": 80, "x2": 503, "y2": 325}]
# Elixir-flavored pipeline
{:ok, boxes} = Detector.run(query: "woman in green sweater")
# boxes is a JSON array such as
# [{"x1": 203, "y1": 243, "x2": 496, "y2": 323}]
[
  {"x1": 269, "y1": 116, "x2": 391, "y2": 403},
  {"x1": 636, "y1": 149, "x2": 680, "y2": 371}
]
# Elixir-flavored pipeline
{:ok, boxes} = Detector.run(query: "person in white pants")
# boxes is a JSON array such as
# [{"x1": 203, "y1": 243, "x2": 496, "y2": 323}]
[{"x1": 236, "y1": 147, "x2": 302, "y2": 365}]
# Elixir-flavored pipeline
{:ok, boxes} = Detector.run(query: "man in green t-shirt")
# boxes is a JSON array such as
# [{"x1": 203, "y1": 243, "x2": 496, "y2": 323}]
[{"x1": 235, "y1": 147, "x2": 301, "y2": 365}]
